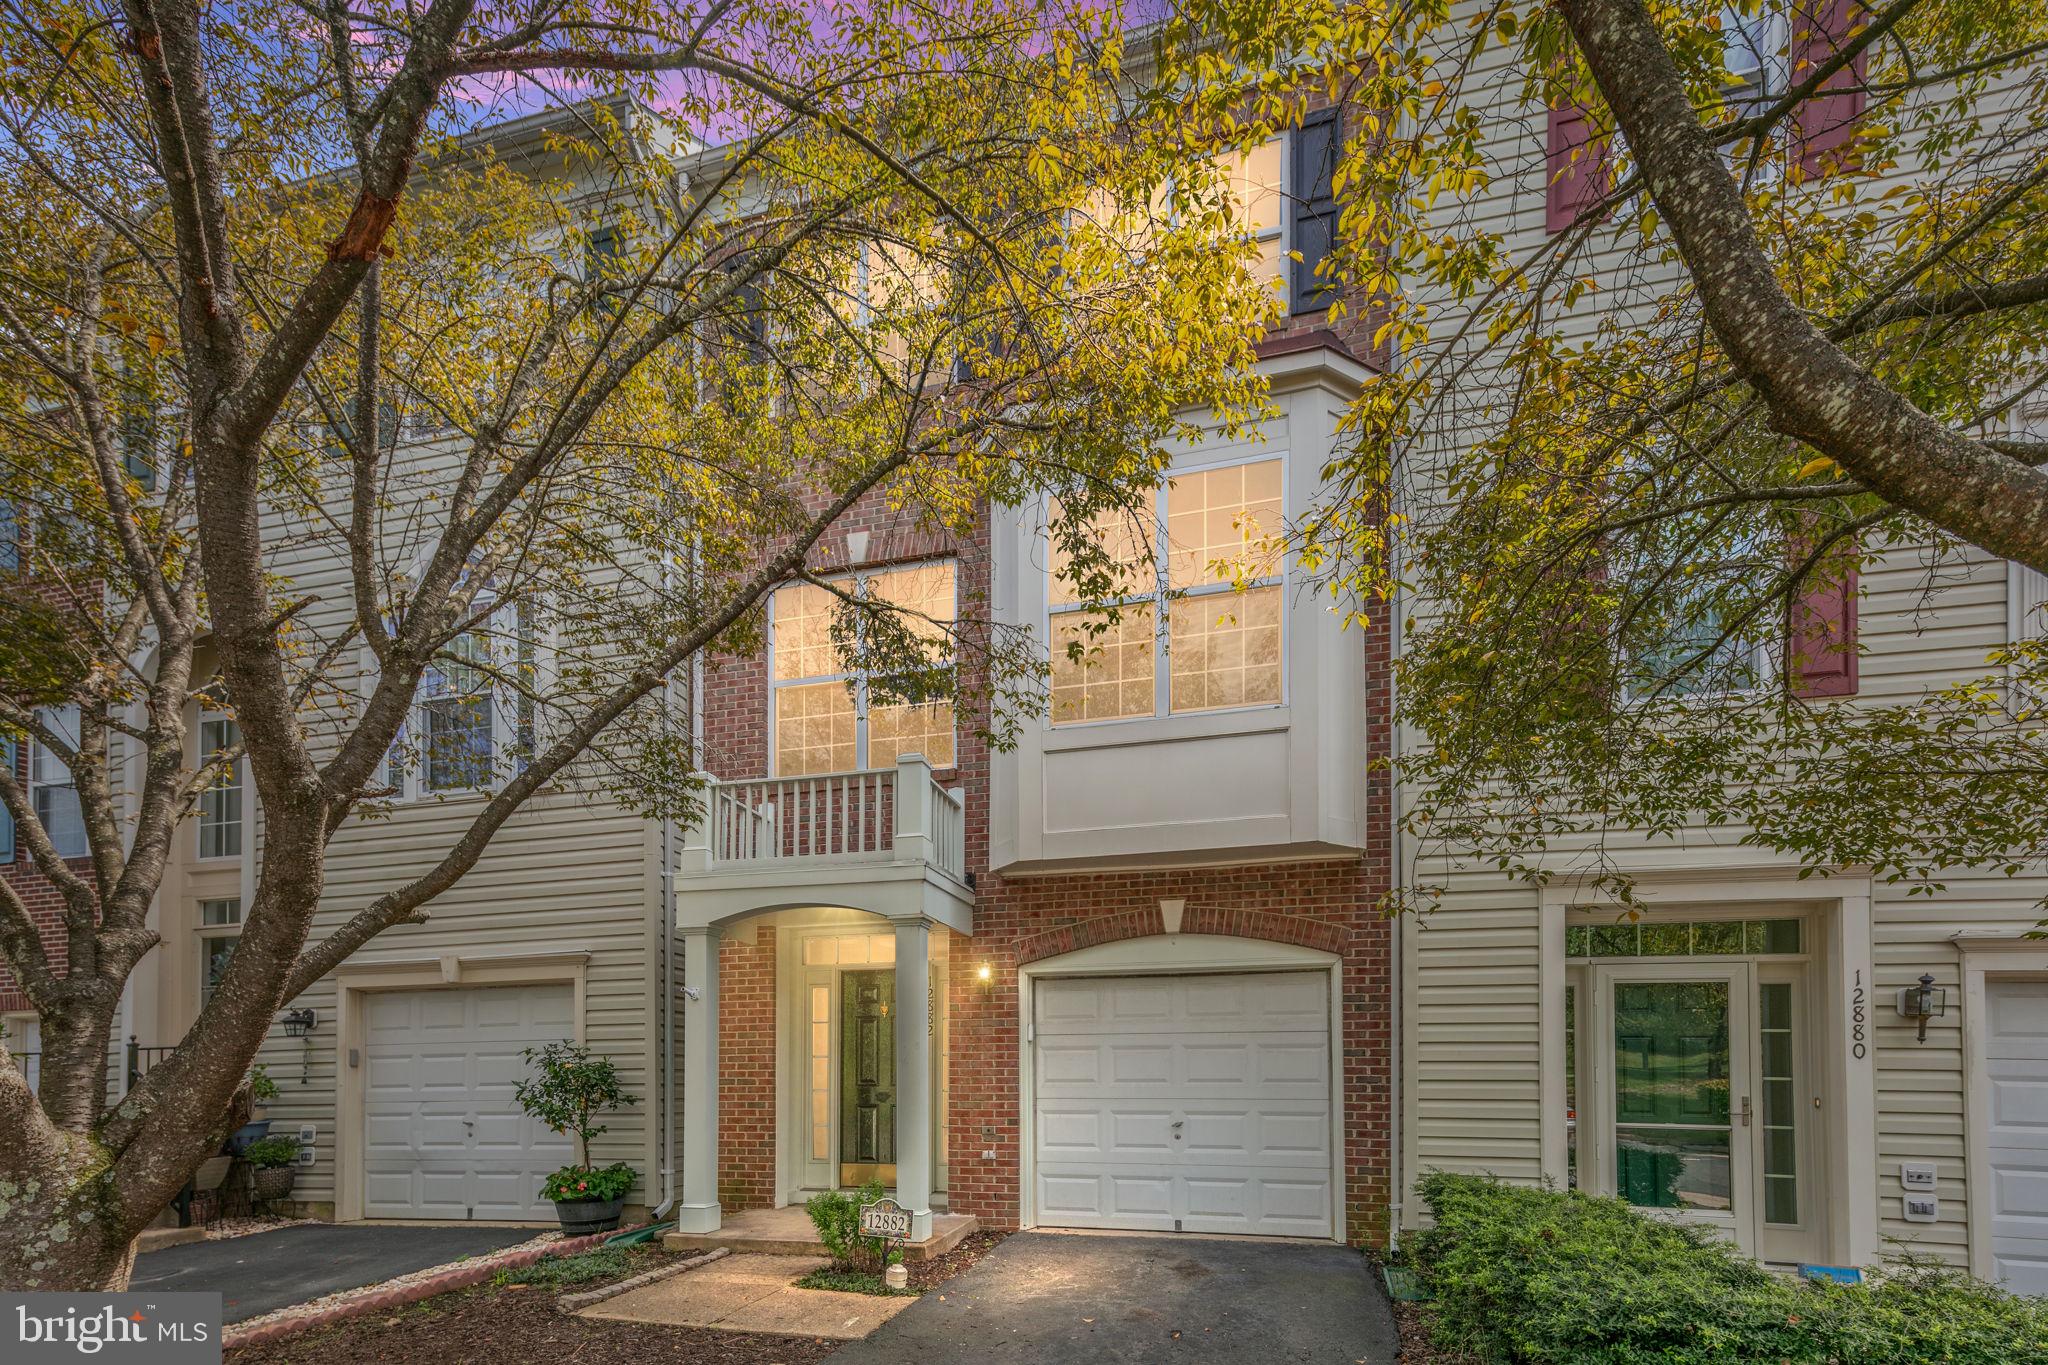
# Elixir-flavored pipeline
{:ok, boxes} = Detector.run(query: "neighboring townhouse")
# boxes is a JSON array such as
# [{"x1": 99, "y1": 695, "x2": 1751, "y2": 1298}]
[
  {"x1": 1398, "y1": 3, "x2": 2048, "y2": 1289},
  {"x1": 672, "y1": 96, "x2": 1400, "y2": 1248}
]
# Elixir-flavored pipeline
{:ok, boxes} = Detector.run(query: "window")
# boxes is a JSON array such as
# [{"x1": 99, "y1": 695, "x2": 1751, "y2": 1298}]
[
  {"x1": 1212, "y1": 139, "x2": 1288, "y2": 300},
  {"x1": 1565, "y1": 917, "x2": 1803, "y2": 957},
  {"x1": 198, "y1": 898, "x2": 240, "y2": 1006},
  {"x1": 197, "y1": 714, "x2": 241, "y2": 860},
  {"x1": 770, "y1": 562, "x2": 957, "y2": 776},
  {"x1": 1721, "y1": 3, "x2": 1786, "y2": 107},
  {"x1": 1624, "y1": 580, "x2": 1770, "y2": 698},
  {"x1": 28, "y1": 704, "x2": 87, "y2": 859},
  {"x1": 1048, "y1": 459, "x2": 1285, "y2": 725},
  {"x1": 386, "y1": 597, "x2": 539, "y2": 798}
]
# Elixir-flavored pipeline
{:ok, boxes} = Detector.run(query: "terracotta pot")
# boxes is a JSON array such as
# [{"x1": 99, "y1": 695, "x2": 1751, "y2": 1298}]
[
  {"x1": 552, "y1": 1197, "x2": 624, "y2": 1236},
  {"x1": 251, "y1": 1166, "x2": 297, "y2": 1202}
]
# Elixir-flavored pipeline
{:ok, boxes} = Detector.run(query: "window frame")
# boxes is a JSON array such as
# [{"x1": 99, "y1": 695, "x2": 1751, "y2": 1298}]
[
  {"x1": 26, "y1": 703, "x2": 88, "y2": 860},
  {"x1": 196, "y1": 711, "x2": 242, "y2": 861},
  {"x1": 1044, "y1": 450, "x2": 1290, "y2": 729},
  {"x1": 384, "y1": 595, "x2": 544, "y2": 802},
  {"x1": 196, "y1": 896, "x2": 242, "y2": 1007},
  {"x1": 766, "y1": 558, "x2": 960, "y2": 777}
]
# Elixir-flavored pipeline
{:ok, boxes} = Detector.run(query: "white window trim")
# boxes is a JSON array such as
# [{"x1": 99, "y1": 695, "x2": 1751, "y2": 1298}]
[
  {"x1": 383, "y1": 594, "x2": 548, "y2": 803},
  {"x1": 765, "y1": 559, "x2": 960, "y2": 776},
  {"x1": 195, "y1": 710, "x2": 242, "y2": 861},
  {"x1": 27, "y1": 703, "x2": 87, "y2": 860},
  {"x1": 1043, "y1": 449, "x2": 1290, "y2": 729}
]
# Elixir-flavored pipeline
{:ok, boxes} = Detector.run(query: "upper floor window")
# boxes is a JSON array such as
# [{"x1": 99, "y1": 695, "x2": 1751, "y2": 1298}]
[
  {"x1": 197, "y1": 713, "x2": 242, "y2": 860},
  {"x1": 1721, "y1": 3, "x2": 1787, "y2": 108},
  {"x1": 1048, "y1": 458, "x2": 1285, "y2": 725},
  {"x1": 385, "y1": 597, "x2": 539, "y2": 799},
  {"x1": 28, "y1": 704, "x2": 88, "y2": 859},
  {"x1": 769, "y1": 561, "x2": 957, "y2": 776}
]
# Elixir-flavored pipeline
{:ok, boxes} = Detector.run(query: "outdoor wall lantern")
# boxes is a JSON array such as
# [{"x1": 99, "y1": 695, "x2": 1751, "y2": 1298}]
[
  {"x1": 280, "y1": 1007, "x2": 317, "y2": 1039},
  {"x1": 976, "y1": 963, "x2": 993, "y2": 985},
  {"x1": 1896, "y1": 973, "x2": 1946, "y2": 1043}
]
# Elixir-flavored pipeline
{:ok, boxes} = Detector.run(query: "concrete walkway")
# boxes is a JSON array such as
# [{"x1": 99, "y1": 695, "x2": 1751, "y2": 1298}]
[
  {"x1": 577, "y1": 1252, "x2": 919, "y2": 1340},
  {"x1": 130, "y1": 1223, "x2": 539, "y2": 1323},
  {"x1": 824, "y1": 1231, "x2": 1402, "y2": 1364}
]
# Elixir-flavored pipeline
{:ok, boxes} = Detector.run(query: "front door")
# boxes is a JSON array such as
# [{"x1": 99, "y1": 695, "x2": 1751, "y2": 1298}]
[
  {"x1": 840, "y1": 969, "x2": 896, "y2": 1186},
  {"x1": 1591, "y1": 963, "x2": 1756, "y2": 1254}
]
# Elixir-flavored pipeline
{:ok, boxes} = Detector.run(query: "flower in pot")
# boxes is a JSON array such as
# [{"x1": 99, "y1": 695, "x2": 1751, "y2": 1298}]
[
  {"x1": 243, "y1": 1135, "x2": 302, "y2": 1204},
  {"x1": 515, "y1": 1042, "x2": 637, "y2": 1234},
  {"x1": 229, "y1": 1065, "x2": 281, "y2": 1153}
]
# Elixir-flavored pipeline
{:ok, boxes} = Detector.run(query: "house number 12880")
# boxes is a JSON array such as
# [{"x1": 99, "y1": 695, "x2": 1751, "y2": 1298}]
[{"x1": 1850, "y1": 969, "x2": 1868, "y2": 1059}]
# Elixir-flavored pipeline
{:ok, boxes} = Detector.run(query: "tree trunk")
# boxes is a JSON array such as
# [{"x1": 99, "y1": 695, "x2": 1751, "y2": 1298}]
[{"x1": 0, "y1": 1138, "x2": 142, "y2": 1291}]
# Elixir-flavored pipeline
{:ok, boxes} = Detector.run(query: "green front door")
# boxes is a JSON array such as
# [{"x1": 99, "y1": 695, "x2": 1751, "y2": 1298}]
[{"x1": 840, "y1": 969, "x2": 896, "y2": 1186}]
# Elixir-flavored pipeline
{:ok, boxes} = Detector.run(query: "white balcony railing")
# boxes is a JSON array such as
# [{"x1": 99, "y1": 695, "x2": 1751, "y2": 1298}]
[{"x1": 680, "y1": 754, "x2": 966, "y2": 882}]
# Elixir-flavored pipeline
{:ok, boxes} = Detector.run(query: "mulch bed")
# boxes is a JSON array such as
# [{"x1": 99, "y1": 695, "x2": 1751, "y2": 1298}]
[
  {"x1": 907, "y1": 1229, "x2": 1009, "y2": 1292},
  {"x1": 231, "y1": 1230, "x2": 1013, "y2": 1362},
  {"x1": 1392, "y1": 1301, "x2": 1478, "y2": 1364}
]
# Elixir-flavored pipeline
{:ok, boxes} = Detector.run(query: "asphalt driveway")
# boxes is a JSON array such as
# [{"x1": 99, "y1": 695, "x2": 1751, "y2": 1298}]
[
  {"x1": 827, "y1": 1231, "x2": 1400, "y2": 1364},
  {"x1": 131, "y1": 1223, "x2": 538, "y2": 1323}
]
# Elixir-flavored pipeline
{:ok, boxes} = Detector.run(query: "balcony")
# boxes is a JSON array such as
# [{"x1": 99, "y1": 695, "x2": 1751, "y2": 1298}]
[{"x1": 674, "y1": 754, "x2": 974, "y2": 934}]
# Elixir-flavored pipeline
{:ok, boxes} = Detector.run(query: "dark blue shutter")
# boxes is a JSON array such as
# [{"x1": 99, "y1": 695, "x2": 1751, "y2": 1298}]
[
  {"x1": 1, "y1": 737, "x2": 15, "y2": 862},
  {"x1": 1290, "y1": 111, "x2": 1339, "y2": 315}
]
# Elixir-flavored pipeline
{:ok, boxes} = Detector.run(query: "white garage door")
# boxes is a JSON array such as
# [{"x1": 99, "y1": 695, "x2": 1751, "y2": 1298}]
[
  {"x1": 362, "y1": 985, "x2": 575, "y2": 1220},
  {"x1": 1032, "y1": 971, "x2": 1334, "y2": 1238},
  {"x1": 1985, "y1": 979, "x2": 2048, "y2": 1293}
]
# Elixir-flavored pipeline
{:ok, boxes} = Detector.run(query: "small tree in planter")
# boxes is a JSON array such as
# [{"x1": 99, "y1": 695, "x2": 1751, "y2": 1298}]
[
  {"x1": 515, "y1": 1043, "x2": 637, "y2": 1234},
  {"x1": 242, "y1": 1135, "x2": 302, "y2": 1204}
]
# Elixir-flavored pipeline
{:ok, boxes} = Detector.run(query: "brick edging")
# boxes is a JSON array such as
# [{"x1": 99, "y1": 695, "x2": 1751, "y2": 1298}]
[
  {"x1": 222, "y1": 1225, "x2": 636, "y2": 1351},
  {"x1": 554, "y1": 1246, "x2": 727, "y2": 1313}
]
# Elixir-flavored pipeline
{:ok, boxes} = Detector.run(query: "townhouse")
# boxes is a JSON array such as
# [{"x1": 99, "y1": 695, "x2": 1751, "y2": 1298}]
[{"x1": 1396, "y1": 0, "x2": 2048, "y2": 1291}]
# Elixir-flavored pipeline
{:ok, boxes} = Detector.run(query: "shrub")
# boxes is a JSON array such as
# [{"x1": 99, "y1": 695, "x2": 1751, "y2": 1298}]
[
  {"x1": 804, "y1": 1180, "x2": 892, "y2": 1272},
  {"x1": 1410, "y1": 1172, "x2": 2048, "y2": 1365},
  {"x1": 241, "y1": 1135, "x2": 301, "y2": 1170},
  {"x1": 494, "y1": 1246, "x2": 633, "y2": 1288},
  {"x1": 793, "y1": 1266, "x2": 917, "y2": 1297}
]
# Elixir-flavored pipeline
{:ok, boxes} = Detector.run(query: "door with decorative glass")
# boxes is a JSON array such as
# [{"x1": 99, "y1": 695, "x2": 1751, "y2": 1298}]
[{"x1": 1588, "y1": 962, "x2": 1756, "y2": 1254}]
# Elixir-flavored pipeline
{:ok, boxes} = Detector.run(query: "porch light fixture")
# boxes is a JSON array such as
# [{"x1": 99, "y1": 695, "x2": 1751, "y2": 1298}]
[
  {"x1": 1897, "y1": 973, "x2": 1946, "y2": 1043},
  {"x1": 976, "y1": 963, "x2": 993, "y2": 984},
  {"x1": 280, "y1": 1008, "x2": 317, "y2": 1039}
]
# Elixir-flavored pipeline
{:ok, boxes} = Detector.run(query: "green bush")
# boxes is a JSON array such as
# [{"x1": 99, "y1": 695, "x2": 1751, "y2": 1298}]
[
  {"x1": 804, "y1": 1180, "x2": 891, "y2": 1272},
  {"x1": 793, "y1": 1266, "x2": 918, "y2": 1297},
  {"x1": 241, "y1": 1135, "x2": 301, "y2": 1169},
  {"x1": 541, "y1": 1161, "x2": 636, "y2": 1203},
  {"x1": 494, "y1": 1246, "x2": 633, "y2": 1288},
  {"x1": 1410, "y1": 1172, "x2": 2048, "y2": 1365}
]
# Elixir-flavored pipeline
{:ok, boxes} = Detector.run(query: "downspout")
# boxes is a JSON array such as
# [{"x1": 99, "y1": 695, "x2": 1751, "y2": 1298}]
[
  {"x1": 1384, "y1": 355, "x2": 1408, "y2": 1252},
  {"x1": 653, "y1": 522, "x2": 707, "y2": 1220}
]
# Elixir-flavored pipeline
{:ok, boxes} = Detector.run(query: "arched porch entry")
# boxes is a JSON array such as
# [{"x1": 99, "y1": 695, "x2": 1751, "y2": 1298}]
[{"x1": 676, "y1": 887, "x2": 973, "y2": 1244}]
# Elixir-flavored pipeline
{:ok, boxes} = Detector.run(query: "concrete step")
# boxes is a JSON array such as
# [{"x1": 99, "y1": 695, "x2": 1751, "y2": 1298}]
[{"x1": 664, "y1": 1209, "x2": 977, "y2": 1262}]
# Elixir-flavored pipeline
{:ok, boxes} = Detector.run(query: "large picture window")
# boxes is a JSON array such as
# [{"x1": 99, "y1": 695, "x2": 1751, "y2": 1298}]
[
  {"x1": 1048, "y1": 459, "x2": 1284, "y2": 725},
  {"x1": 770, "y1": 561, "x2": 957, "y2": 776}
]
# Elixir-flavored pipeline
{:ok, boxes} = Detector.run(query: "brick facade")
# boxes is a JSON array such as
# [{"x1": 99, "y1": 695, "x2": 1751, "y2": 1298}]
[
  {"x1": 716, "y1": 921, "x2": 780, "y2": 1210},
  {"x1": 0, "y1": 740, "x2": 90, "y2": 1018}
]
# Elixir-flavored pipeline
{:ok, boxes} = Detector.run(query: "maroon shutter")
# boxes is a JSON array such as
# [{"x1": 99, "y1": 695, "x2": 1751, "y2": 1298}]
[
  {"x1": 1791, "y1": 0, "x2": 1867, "y2": 177},
  {"x1": 1546, "y1": 102, "x2": 1609, "y2": 233},
  {"x1": 1789, "y1": 559, "x2": 1859, "y2": 697}
]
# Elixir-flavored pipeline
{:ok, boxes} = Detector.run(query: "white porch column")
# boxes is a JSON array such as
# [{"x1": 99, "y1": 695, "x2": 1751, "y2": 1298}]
[
  {"x1": 676, "y1": 924, "x2": 722, "y2": 1234},
  {"x1": 893, "y1": 917, "x2": 934, "y2": 1242}
]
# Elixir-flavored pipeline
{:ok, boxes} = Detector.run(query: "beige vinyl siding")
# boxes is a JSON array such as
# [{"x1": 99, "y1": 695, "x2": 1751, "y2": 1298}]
[{"x1": 1400, "y1": 8, "x2": 2046, "y2": 1266}]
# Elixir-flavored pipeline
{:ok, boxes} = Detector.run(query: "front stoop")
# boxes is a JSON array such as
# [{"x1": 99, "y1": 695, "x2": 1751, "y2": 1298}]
[{"x1": 663, "y1": 1205, "x2": 978, "y2": 1261}]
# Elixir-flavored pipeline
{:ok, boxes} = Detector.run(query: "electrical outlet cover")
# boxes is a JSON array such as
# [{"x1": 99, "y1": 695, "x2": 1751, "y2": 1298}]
[
  {"x1": 294, "y1": 1146, "x2": 316, "y2": 1168},
  {"x1": 1899, "y1": 1162, "x2": 1937, "y2": 1191},
  {"x1": 1902, "y1": 1194, "x2": 1938, "y2": 1223},
  {"x1": 297, "y1": 1124, "x2": 317, "y2": 1144}
]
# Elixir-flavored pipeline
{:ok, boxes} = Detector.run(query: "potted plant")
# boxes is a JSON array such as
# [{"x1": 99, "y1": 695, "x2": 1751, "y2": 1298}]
[
  {"x1": 243, "y1": 1135, "x2": 302, "y2": 1203},
  {"x1": 228, "y1": 1066, "x2": 279, "y2": 1154},
  {"x1": 515, "y1": 1041, "x2": 638, "y2": 1234}
]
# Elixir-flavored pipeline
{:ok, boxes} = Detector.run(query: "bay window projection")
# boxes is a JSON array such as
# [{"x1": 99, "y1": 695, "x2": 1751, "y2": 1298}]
[
  {"x1": 197, "y1": 713, "x2": 242, "y2": 860},
  {"x1": 770, "y1": 562, "x2": 957, "y2": 777},
  {"x1": 1049, "y1": 459, "x2": 1284, "y2": 725}
]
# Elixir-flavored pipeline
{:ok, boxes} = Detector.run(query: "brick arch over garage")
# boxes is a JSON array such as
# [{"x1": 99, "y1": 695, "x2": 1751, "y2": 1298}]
[{"x1": 1013, "y1": 905, "x2": 1350, "y2": 967}]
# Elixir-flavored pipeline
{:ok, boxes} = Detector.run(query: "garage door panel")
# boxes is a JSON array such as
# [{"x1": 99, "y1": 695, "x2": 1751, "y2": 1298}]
[
  {"x1": 1032, "y1": 972, "x2": 1334, "y2": 1239},
  {"x1": 1982, "y1": 980, "x2": 2048, "y2": 1293},
  {"x1": 360, "y1": 984, "x2": 574, "y2": 1220}
]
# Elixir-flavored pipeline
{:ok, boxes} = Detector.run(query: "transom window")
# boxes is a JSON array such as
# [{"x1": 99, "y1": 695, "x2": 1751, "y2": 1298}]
[
  {"x1": 1048, "y1": 459, "x2": 1285, "y2": 725},
  {"x1": 770, "y1": 561, "x2": 957, "y2": 776},
  {"x1": 197, "y1": 713, "x2": 241, "y2": 860},
  {"x1": 1566, "y1": 917, "x2": 1804, "y2": 958}
]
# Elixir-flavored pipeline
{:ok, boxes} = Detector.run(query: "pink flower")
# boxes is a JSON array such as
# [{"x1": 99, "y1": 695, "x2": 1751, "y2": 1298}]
[{"x1": 577, "y1": 1180, "x2": 588, "y2": 1191}]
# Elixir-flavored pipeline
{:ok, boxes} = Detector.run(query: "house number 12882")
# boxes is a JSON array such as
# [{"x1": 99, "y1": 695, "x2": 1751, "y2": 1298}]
[{"x1": 1850, "y1": 969, "x2": 1868, "y2": 1059}]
